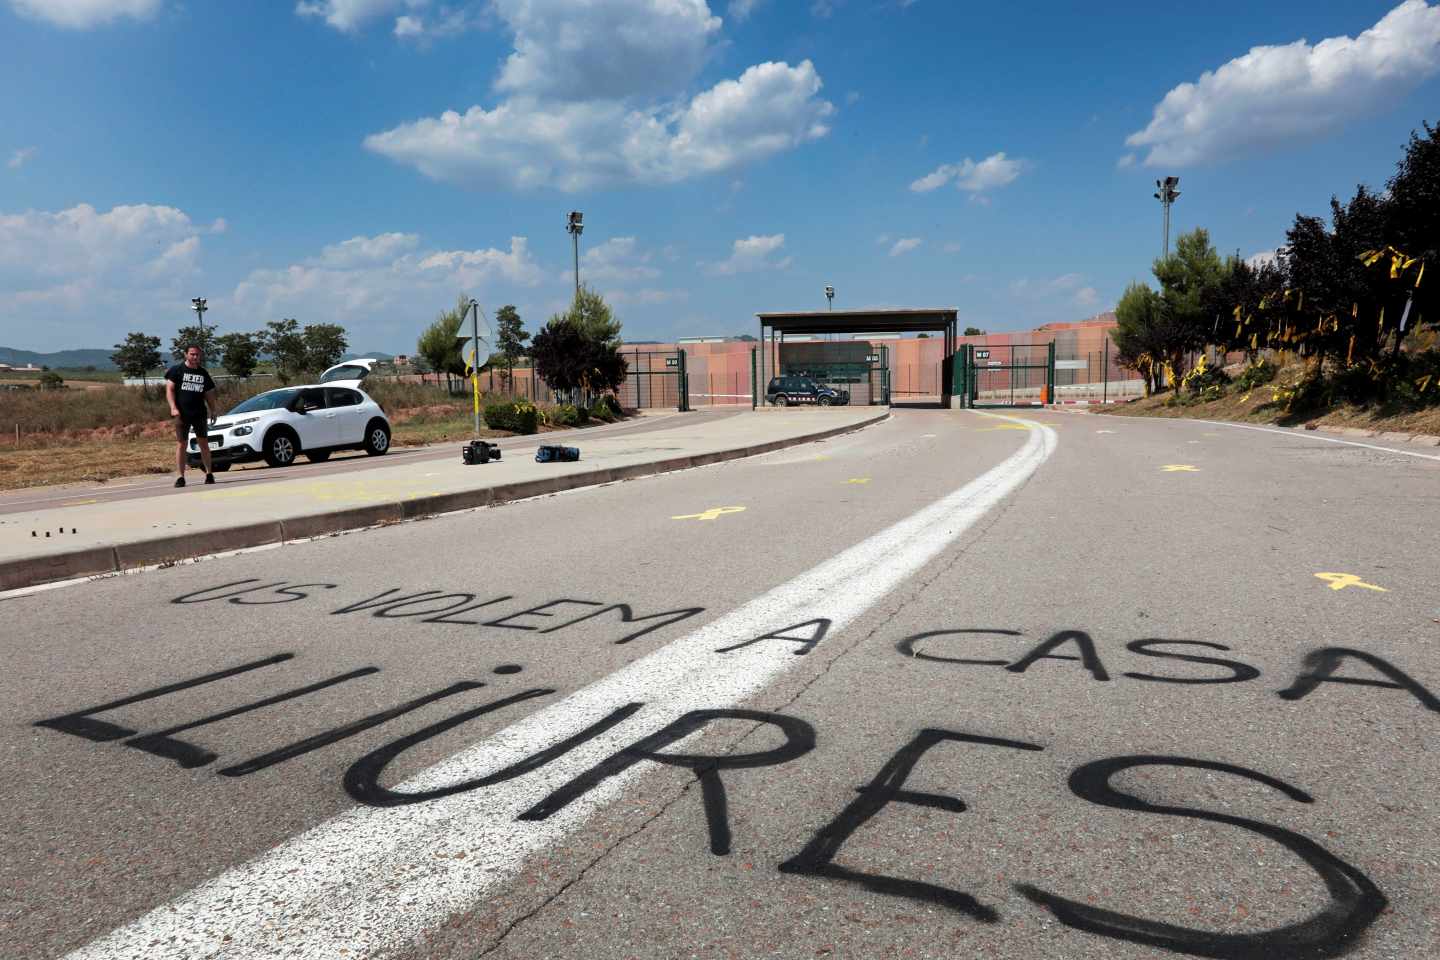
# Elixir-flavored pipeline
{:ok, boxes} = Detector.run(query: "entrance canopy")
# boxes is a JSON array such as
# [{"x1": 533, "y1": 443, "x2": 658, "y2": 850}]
[{"x1": 757, "y1": 308, "x2": 959, "y2": 405}]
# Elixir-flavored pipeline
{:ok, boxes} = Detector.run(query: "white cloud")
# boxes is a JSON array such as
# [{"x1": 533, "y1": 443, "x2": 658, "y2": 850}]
[
  {"x1": 232, "y1": 235, "x2": 543, "y2": 329},
  {"x1": 8, "y1": 0, "x2": 160, "y2": 28},
  {"x1": 606, "y1": 287, "x2": 688, "y2": 305},
  {"x1": 1247, "y1": 248, "x2": 1283, "y2": 269},
  {"x1": 8, "y1": 147, "x2": 38, "y2": 169},
  {"x1": 889, "y1": 237, "x2": 922, "y2": 257},
  {"x1": 1116, "y1": 152, "x2": 1136, "y2": 169},
  {"x1": 874, "y1": 233, "x2": 891, "y2": 245},
  {"x1": 1074, "y1": 286, "x2": 1099, "y2": 307},
  {"x1": 704, "y1": 233, "x2": 790, "y2": 275},
  {"x1": 367, "y1": 60, "x2": 834, "y2": 191},
  {"x1": 495, "y1": 0, "x2": 720, "y2": 101},
  {"x1": 1125, "y1": 0, "x2": 1440, "y2": 166},
  {"x1": 1050, "y1": 273, "x2": 1084, "y2": 290},
  {"x1": 295, "y1": 0, "x2": 421, "y2": 32},
  {"x1": 910, "y1": 152, "x2": 1024, "y2": 193},
  {"x1": 579, "y1": 237, "x2": 661, "y2": 282},
  {"x1": 943, "y1": 242, "x2": 962, "y2": 253},
  {"x1": 846, "y1": 90, "x2": 861, "y2": 105},
  {"x1": 393, "y1": 13, "x2": 423, "y2": 36},
  {"x1": 729, "y1": 0, "x2": 765, "y2": 23},
  {"x1": 208, "y1": 217, "x2": 228, "y2": 234},
  {"x1": 0, "y1": 202, "x2": 206, "y2": 339},
  {"x1": 316, "y1": 232, "x2": 420, "y2": 267}
]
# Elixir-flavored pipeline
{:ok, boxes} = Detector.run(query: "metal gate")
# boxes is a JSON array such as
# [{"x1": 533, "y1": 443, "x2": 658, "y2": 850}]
[
  {"x1": 957, "y1": 343, "x2": 1055, "y2": 407},
  {"x1": 614, "y1": 348, "x2": 690, "y2": 411}
]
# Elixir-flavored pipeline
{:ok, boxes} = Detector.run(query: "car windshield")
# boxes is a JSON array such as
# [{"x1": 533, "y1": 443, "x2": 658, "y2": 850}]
[{"x1": 227, "y1": 389, "x2": 299, "y2": 415}]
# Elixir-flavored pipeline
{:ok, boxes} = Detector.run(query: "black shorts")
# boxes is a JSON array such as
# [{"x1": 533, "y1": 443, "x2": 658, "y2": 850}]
[{"x1": 174, "y1": 413, "x2": 209, "y2": 442}]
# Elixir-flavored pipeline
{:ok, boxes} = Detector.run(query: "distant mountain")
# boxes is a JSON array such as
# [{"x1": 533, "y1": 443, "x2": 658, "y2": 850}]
[
  {"x1": 0, "y1": 346, "x2": 117, "y2": 369},
  {"x1": 344, "y1": 350, "x2": 395, "y2": 361}
]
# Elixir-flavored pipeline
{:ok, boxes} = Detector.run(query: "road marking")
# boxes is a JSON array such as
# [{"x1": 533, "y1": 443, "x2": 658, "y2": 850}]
[
  {"x1": 671, "y1": 505, "x2": 747, "y2": 521},
  {"x1": 62, "y1": 498, "x2": 99, "y2": 506},
  {"x1": 1315, "y1": 572, "x2": 1389, "y2": 593},
  {"x1": 921, "y1": 433, "x2": 937, "y2": 438},
  {"x1": 1193, "y1": 419, "x2": 1440, "y2": 462},
  {"x1": 1095, "y1": 430, "x2": 1116, "y2": 434},
  {"x1": 1160, "y1": 464, "x2": 1200, "y2": 472},
  {"x1": 980, "y1": 423, "x2": 1031, "y2": 431},
  {"x1": 65, "y1": 413, "x2": 1058, "y2": 960},
  {"x1": 844, "y1": 478, "x2": 871, "y2": 485}
]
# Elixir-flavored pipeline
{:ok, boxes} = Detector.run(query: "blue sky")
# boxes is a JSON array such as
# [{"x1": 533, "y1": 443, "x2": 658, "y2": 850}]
[{"x1": 2, "y1": 0, "x2": 1438, "y2": 353}]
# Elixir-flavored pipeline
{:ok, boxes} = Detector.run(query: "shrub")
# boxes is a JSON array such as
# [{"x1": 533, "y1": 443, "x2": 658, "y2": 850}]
[
  {"x1": 1235, "y1": 359, "x2": 1277, "y2": 391},
  {"x1": 548, "y1": 403, "x2": 589, "y2": 427},
  {"x1": 598, "y1": 394, "x2": 623, "y2": 418},
  {"x1": 1184, "y1": 363, "x2": 1230, "y2": 394},
  {"x1": 483, "y1": 399, "x2": 539, "y2": 434}
]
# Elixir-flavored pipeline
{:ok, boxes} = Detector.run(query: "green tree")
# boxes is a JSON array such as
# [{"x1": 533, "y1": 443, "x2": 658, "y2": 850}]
[
  {"x1": 416, "y1": 295, "x2": 469, "y2": 391},
  {"x1": 1151, "y1": 228, "x2": 1227, "y2": 386},
  {"x1": 1111, "y1": 281, "x2": 1166, "y2": 396},
  {"x1": 111, "y1": 332, "x2": 162, "y2": 379},
  {"x1": 493, "y1": 304, "x2": 529, "y2": 391},
  {"x1": 216, "y1": 332, "x2": 261, "y2": 379},
  {"x1": 38, "y1": 371, "x2": 64, "y2": 390},
  {"x1": 261, "y1": 319, "x2": 308, "y2": 384},
  {"x1": 170, "y1": 324, "x2": 217, "y2": 362},
  {"x1": 531, "y1": 287, "x2": 628, "y2": 400},
  {"x1": 303, "y1": 323, "x2": 349, "y2": 373},
  {"x1": 963, "y1": 326, "x2": 986, "y2": 336}
]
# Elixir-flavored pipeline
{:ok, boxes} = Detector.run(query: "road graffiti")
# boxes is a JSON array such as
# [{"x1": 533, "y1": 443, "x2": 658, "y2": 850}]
[
  {"x1": 170, "y1": 578, "x2": 706, "y2": 645},
  {"x1": 32, "y1": 620, "x2": 1437, "y2": 959},
  {"x1": 896, "y1": 628, "x2": 1437, "y2": 709}
]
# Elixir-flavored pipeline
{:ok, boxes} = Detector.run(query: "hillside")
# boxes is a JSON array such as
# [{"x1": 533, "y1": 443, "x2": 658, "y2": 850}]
[{"x1": 0, "y1": 346, "x2": 117, "y2": 369}]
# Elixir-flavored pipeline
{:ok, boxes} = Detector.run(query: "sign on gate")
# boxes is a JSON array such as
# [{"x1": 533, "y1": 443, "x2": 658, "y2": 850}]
[
  {"x1": 976, "y1": 350, "x2": 990, "y2": 359},
  {"x1": 665, "y1": 357, "x2": 679, "y2": 368}
]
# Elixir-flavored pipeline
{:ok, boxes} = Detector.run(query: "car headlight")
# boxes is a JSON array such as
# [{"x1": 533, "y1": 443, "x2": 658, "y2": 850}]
[{"x1": 233, "y1": 425, "x2": 253, "y2": 437}]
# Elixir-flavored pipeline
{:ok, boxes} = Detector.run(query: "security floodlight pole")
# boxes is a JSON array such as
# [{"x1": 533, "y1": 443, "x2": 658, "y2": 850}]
[
  {"x1": 190, "y1": 297, "x2": 208, "y2": 344},
  {"x1": 824, "y1": 284, "x2": 834, "y2": 311},
  {"x1": 566, "y1": 211, "x2": 584, "y2": 301},
  {"x1": 1153, "y1": 176, "x2": 1180, "y2": 259}
]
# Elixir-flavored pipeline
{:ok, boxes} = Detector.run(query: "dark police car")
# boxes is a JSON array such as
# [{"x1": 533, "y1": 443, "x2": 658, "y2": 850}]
[{"x1": 766, "y1": 376, "x2": 850, "y2": 406}]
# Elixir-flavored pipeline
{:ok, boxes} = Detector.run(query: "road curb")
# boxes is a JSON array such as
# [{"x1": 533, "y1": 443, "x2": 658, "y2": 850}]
[{"x1": 0, "y1": 410, "x2": 887, "y2": 591}]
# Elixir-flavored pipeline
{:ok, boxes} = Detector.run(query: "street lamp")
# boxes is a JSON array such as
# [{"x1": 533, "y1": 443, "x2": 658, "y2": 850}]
[
  {"x1": 1153, "y1": 176, "x2": 1180, "y2": 259},
  {"x1": 566, "y1": 211, "x2": 584, "y2": 300},
  {"x1": 191, "y1": 297, "x2": 208, "y2": 343},
  {"x1": 824, "y1": 284, "x2": 834, "y2": 311}
]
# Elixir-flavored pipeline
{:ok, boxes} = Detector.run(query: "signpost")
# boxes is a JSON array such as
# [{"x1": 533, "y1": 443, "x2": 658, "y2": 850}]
[{"x1": 457, "y1": 303, "x2": 491, "y2": 437}]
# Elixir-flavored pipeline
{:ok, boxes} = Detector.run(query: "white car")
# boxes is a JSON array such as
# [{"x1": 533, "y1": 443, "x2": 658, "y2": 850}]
[{"x1": 188, "y1": 360, "x2": 391, "y2": 470}]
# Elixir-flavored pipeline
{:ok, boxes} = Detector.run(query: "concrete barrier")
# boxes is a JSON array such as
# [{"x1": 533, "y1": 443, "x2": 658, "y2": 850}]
[
  {"x1": 0, "y1": 545, "x2": 118, "y2": 591},
  {"x1": 114, "y1": 521, "x2": 286, "y2": 570}
]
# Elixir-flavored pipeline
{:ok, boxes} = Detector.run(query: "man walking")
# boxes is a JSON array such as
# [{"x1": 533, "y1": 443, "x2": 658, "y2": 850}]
[{"x1": 166, "y1": 345, "x2": 219, "y2": 487}]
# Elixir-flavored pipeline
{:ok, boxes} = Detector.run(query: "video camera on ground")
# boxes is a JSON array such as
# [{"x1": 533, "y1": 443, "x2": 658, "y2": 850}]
[{"x1": 462, "y1": 440, "x2": 503, "y2": 465}]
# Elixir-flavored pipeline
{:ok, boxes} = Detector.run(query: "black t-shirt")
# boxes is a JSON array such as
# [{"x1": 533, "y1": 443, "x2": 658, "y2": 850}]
[{"x1": 166, "y1": 364, "x2": 216, "y2": 419}]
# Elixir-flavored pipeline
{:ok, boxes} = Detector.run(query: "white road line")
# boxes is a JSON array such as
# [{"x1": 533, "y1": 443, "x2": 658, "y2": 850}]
[
  {"x1": 1193, "y1": 419, "x2": 1440, "y2": 462},
  {"x1": 64, "y1": 414, "x2": 1057, "y2": 960}
]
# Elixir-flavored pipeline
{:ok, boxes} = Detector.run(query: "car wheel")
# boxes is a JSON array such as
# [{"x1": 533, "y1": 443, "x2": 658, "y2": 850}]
[
  {"x1": 263, "y1": 429, "x2": 299, "y2": 468},
  {"x1": 771, "y1": 394, "x2": 788, "y2": 407},
  {"x1": 364, "y1": 420, "x2": 391, "y2": 456},
  {"x1": 818, "y1": 396, "x2": 832, "y2": 406},
  {"x1": 305, "y1": 450, "x2": 331, "y2": 463}
]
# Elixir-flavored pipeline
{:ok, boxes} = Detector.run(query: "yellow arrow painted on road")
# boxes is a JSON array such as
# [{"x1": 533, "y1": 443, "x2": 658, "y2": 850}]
[
  {"x1": 1315, "y1": 572, "x2": 1388, "y2": 593},
  {"x1": 845, "y1": 478, "x2": 871, "y2": 484},
  {"x1": 1160, "y1": 464, "x2": 1200, "y2": 472},
  {"x1": 672, "y1": 506, "x2": 747, "y2": 521}
]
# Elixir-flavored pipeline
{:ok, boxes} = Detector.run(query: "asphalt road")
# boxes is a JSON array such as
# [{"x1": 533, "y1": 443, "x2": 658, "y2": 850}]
[
  {"x1": 2, "y1": 407, "x2": 1437, "y2": 960},
  {"x1": 0, "y1": 408, "x2": 739, "y2": 515}
]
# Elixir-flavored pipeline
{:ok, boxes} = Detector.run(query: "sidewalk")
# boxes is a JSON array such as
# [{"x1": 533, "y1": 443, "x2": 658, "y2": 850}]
[{"x1": 0, "y1": 408, "x2": 886, "y2": 591}]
